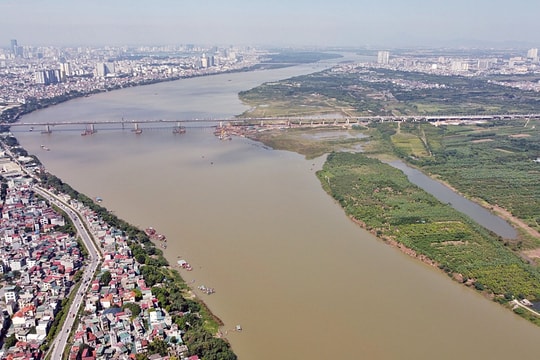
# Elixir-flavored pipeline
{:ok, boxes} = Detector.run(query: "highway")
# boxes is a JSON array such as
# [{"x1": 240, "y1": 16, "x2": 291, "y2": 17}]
[{"x1": 33, "y1": 186, "x2": 103, "y2": 360}]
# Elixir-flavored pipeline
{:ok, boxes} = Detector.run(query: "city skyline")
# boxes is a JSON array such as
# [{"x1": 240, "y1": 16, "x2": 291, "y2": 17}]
[{"x1": 0, "y1": 0, "x2": 539, "y2": 48}]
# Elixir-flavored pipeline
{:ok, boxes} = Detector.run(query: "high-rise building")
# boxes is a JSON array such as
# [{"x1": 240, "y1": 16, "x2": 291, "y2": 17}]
[
  {"x1": 105, "y1": 62, "x2": 115, "y2": 75},
  {"x1": 527, "y1": 48, "x2": 538, "y2": 62},
  {"x1": 35, "y1": 69, "x2": 61, "y2": 85},
  {"x1": 10, "y1": 39, "x2": 17, "y2": 55},
  {"x1": 95, "y1": 62, "x2": 115, "y2": 77},
  {"x1": 35, "y1": 71, "x2": 47, "y2": 84},
  {"x1": 477, "y1": 59, "x2": 491, "y2": 70},
  {"x1": 377, "y1": 51, "x2": 390, "y2": 65},
  {"x1": 10, "y1": 39, "x2": 23, "y2": 58},
  {"x1": 451, "y1": 61, "x2": 468, "y2": 71},
  {"x1": 209, "y1": 55, "x2": 217, "y2": 67},
  {"x1": 200, "y1": 54, "x2": 208, "y2": 68},
  {"x1": 96, "y1": 63, "x2": 107, "y2": 77},
  {"x1": 60, "y1": 62, "x2": 72, "y2": 80},
  {"x1": 227, "y1": 50, "x2": 236, "y2": 61}
]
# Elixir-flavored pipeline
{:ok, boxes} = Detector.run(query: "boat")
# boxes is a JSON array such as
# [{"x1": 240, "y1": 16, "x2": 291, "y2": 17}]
[
  {"x1": 197, "y1": 285, "x2": 215, "y2": 295},
  {"x1": 145, "y1": 227, "x2": 156, "y2": 236},
  {"x1": 177, "y1": 259, "x2": 192, "y2": 271},
  {"x1": 144, "y1": 227, "x2": 167, "y2": 242},
  {"x1": 236, "y1": 325, "x2": 242, "y2": 331}
]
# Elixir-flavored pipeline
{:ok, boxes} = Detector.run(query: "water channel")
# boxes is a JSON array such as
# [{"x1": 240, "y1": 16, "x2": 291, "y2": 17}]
[
  {"x1": 388, "y1": 160, "x2": 518, "y2": 239},
  {"x1": 13, "y1": 56, "x2": 540, "y2": 359}
]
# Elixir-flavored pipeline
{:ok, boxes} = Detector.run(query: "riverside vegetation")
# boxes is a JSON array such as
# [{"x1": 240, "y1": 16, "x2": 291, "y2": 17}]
[
  {"x1": 0, "y1": 50, "x2": 347, "y2": 359},
  {"x1": 39, "y1": 173, "x2": 237, "y2": 360},
  {"x1": 239, "y1": 65, "x2": 540, "y2": 324}
]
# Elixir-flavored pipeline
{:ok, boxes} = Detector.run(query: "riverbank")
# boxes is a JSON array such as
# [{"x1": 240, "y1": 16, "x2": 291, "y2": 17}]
[
  {"x1": 36, "y1": 172, "x2": 237, "y2": 358},
  {"x1": 0, "y1": 55, "x2": 350, "y2": 359},
  {"x1": 12, "y1": 63, "x2": 540, "y2": 358},
  {"x1": 242, "y1": 126, "x2": 540, "y2": 323},
  {"x1": 319, "y1": 152, "x2": 540, "y2": 318},
  {"x1": 349, "y1": 215, "x2": 440, "y2": 267},
  {"x1": 0, "y1": 64, "x2": 269, "y2": 126}
]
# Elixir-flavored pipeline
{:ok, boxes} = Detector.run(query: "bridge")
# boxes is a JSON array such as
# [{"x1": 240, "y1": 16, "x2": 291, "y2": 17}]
[{"x1": 2, "y1": 113, "x2": 539, "y2": 135}]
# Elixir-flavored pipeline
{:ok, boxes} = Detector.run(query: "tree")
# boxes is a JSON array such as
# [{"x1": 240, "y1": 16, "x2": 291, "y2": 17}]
[
  {"x1": 100, "y1": 271, "x2": 111, "y2": 286},
  {"x1": 4, "y1": 334, "x2": 17, "y2": 349},
  {"x1": 133, "y1": 288, "x2": 143, "y2": 301},
  {"x1": 122, "y1": 302, "x2": 141, "y2": 318},
  {"x1": 148, "y1": 338, "x2": 168, "y2": 356}
]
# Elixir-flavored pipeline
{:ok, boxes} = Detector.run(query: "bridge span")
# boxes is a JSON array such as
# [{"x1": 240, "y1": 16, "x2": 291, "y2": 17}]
[{"x1": 2, "y1": 113, "x2": 539, "y2": 134}]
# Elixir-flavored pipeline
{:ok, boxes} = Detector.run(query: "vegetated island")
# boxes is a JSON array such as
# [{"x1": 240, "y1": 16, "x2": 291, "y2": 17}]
[{"x1": 237, "y1": 64, "x2": 540, "y2": 325}]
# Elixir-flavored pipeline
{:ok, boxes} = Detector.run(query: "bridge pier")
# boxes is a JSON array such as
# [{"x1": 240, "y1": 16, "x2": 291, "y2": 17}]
[
  {"x1": 41, "y1": 125, "x2": 51, "y2": 134},
  {"x1": 133, "y1": 123, "x2": 142, "y2": 134},
  {"x1": 173, "y1": 122, "x2": 186, "y2": 134},
  {"x1": 81, "y1": 123, "x2": 96, "y2": 136}
]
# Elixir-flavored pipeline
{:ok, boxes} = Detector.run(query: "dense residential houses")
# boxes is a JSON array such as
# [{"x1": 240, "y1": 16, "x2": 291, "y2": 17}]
[
  {"x1": 0, "y1": 167, "x2": 202, "y2": 359},
  {"x1": 0, "y1": 44, "x2": 263, "y2": 120},
  {"x1": 0, "y1": 178, "x2": 81, "y2": 358},
  {"x1": 65, "y1": 199, "x2": 201, "y2": 360}
]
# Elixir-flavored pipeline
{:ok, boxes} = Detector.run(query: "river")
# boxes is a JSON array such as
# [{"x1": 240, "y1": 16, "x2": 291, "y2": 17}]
[{"x1": 13, "y1": 56, "x2": 540, "y2": 359}]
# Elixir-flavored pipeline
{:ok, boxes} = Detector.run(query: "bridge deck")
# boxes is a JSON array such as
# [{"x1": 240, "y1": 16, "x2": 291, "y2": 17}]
[{"x1": 2, "y1": 114, "x2": 540, "y2": 128}]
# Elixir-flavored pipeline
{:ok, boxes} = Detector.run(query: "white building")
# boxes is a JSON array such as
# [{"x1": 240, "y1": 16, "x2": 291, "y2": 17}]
[
  {"x1": 4, "y1": 285, "x2": 18, "y2": 303},
  {"x1": 377, "y1": 51, "x2": 390, "y2": 65}
]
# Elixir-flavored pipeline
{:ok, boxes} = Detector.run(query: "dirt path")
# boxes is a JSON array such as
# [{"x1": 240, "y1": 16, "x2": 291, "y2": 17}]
[
  {"x1": 490, "y1": 204, "x2": 540, "y2": 240},
  {"x1": 425, "y1": 173, "x2": 540, "y2": 240}
]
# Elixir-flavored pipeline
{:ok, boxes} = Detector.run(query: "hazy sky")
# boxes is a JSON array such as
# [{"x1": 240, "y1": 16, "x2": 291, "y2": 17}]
[{"x1": 0, "y1": 0, "x2": 538, "y2": 48}]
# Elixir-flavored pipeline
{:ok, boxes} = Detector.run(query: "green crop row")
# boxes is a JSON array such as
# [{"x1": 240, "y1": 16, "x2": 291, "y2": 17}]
[{"x1": 318, "y1": 152, "x2": 540, "y2": 300}]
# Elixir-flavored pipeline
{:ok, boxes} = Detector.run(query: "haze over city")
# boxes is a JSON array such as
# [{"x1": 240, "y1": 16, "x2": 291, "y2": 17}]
[{"x1": 1, "y1": 0, "x2": 538, "y2": 48}]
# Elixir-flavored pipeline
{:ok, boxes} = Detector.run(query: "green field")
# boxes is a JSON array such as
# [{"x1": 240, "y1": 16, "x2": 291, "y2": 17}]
[
  {"x1": 317, "y1": 152, "x2": 540, "y2": 306},
  {"x1": 238, "y1": 66, "x2": 540, "y2": 117},
  {"x1": 370, "y1": 120, "x2": 540, "y2": 239}
]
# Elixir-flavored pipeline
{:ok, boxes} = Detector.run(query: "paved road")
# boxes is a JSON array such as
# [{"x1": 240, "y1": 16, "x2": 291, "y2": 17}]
[
  {"x1": 34, "y1": 187, "x2": 102, "y2": 360},
  {"x1": 0, "y1": 139, "x2": 103, "y2": 358}
]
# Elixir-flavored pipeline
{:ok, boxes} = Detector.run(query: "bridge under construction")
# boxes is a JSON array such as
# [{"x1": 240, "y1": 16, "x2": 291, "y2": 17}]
[{"x1": 2, "y1": 113, "x2": 539, "y2": 135}]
